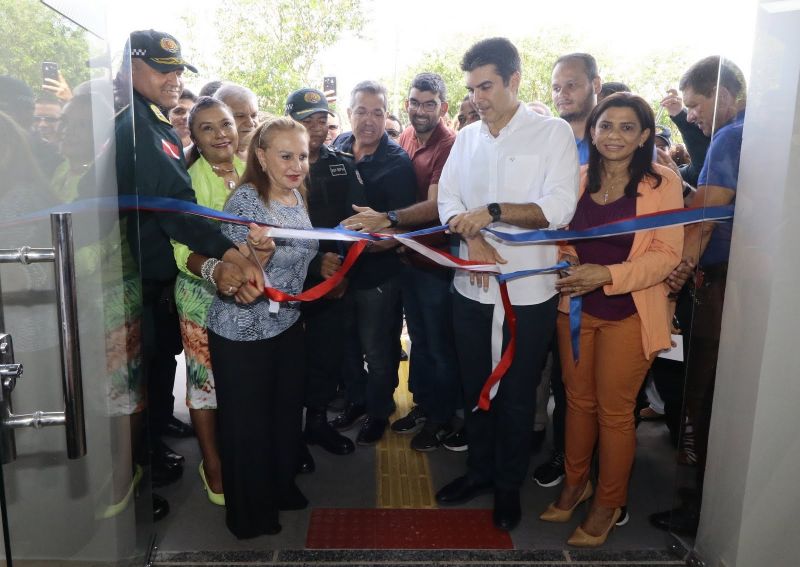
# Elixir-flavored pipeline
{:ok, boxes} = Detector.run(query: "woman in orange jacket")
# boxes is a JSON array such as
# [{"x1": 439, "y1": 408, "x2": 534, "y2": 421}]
[{"x1": 539, "y1": 93, "x2": 683, "y2": 546}]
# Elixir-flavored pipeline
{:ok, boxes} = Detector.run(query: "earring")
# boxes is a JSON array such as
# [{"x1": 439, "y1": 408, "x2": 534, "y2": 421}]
[{"x1": 639, "y1": 143, "x2": 644, "y2": 148}]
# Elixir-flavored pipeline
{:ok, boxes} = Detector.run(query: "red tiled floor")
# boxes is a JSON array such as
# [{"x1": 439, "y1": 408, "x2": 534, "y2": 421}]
[{"x1": 306, "y1": 508, "x2": 513, "y2": 549}]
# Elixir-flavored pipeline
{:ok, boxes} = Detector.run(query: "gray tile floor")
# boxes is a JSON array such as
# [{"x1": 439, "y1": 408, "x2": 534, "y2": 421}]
[{"x1": 153, "y1": 355, "x2": 688, "y2": 565}]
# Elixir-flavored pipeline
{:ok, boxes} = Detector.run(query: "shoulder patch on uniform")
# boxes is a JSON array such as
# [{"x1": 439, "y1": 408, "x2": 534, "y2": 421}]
[
  {"x1": 161, "y1": 138, "x2": 181, "y2": 160},
  {"x1": 149, "y1": 103, "x2": 172, "y2": 125},
  {"x1": 329, "y1": 164, "x2": 347, "y2": 176}
]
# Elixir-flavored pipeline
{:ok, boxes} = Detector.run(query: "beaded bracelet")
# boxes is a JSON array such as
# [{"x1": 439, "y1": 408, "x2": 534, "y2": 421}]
[{"x1": 200, "y1": 258, "x2": 222, "y2": 287}]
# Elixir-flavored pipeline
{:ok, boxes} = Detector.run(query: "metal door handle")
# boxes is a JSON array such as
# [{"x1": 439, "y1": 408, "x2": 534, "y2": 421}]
[
  {"x1": 52, "y1": 213, "x2": 87, "y2": 459},
  {"x1": 0, "y1": 212, "x2": 87, "y2": 463}
]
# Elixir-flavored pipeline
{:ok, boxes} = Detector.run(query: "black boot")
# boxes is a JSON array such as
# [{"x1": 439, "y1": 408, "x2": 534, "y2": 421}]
[{"x1": 305, "y1": 408, "x2": 355, "y2": 455}]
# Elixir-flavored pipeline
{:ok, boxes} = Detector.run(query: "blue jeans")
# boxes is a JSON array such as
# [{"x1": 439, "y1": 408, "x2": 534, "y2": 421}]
[
  {"x1": 342, "y1": 274, "x2": 403, "y2": 419},
  {"x1": 402, "y1": 264, "x2": 460, "y2": 424}
]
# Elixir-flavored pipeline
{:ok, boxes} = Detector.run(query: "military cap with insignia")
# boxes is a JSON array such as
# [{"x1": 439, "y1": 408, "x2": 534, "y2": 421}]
[
  {"x1": 285, "y1": 88, "x2": 334, "y2": 120},
  {"x1": 129, "y1": 29, "x2": 198, "y2": 74}
]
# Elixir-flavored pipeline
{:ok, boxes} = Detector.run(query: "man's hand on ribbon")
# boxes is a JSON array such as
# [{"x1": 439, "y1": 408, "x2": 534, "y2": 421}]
[
  {"x1": 449, "y1": 206, "x2": 494, "y2": 239},
  {"x1": 666, "y1": 258, "x2": 696, "y2": 294},
  {"x1": 465, "y1": 234, "x2": 506, "y2": 291},
  {"x1": 555, "y1": 263, "x2": 612, "y2": 298},
  {"x1": 343, "y1": 205, "x2": 391, "y2": 233}
]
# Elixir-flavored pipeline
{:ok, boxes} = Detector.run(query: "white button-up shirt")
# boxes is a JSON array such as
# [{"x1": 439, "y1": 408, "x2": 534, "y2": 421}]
[{"x1": 438, "y1": 103, "x2": 579, "y2": 306}]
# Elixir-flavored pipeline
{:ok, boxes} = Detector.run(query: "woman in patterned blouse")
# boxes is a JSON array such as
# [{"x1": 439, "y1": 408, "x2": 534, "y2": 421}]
[{"x1": 206, "y1": 117, "x2": 318, "y2": 539}]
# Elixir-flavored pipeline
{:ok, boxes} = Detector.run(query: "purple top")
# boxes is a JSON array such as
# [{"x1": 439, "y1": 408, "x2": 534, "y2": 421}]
[{"x1": 571, "y1": 190, "x2": 637, "y2": 321}]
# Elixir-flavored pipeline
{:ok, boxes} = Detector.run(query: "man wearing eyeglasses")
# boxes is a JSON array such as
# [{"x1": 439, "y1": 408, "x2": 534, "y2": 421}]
[{"x1": 32, "y1": 95, "x2": 62, "y2": 145}]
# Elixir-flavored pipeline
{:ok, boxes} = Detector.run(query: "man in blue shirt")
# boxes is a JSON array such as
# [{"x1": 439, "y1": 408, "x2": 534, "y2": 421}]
[
  {"x1": 651, "y1": 55, "x2": 746, "y2": 536},
  {"x1": 531, "y1": 52, "x2": 603, "y2": 489},
  {"x1": 551, "y1": 53, "x2": 602, "y2": 166}
]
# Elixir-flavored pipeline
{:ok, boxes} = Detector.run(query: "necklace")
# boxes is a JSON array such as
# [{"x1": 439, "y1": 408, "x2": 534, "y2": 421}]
[
  {"x1": 211, "y1": 163, "x2": 235, "y2": 174},
  {"x1": 602, "y1": 174, "x2": 628, "y2": 204}
]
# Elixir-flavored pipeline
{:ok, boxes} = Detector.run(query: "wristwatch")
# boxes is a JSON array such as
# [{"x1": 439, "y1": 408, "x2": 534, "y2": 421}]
[
  {"x1": 487, "y1": 202, "x2": 502, "y2": 223},
  {"x1": 387, "y1": 210, "x2": 400, "y2": 228}
]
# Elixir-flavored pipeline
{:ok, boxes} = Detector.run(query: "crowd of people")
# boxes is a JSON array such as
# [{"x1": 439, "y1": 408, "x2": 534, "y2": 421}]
[{"x1": 0, "y1": 27, "x2": 745, "y2": 546}]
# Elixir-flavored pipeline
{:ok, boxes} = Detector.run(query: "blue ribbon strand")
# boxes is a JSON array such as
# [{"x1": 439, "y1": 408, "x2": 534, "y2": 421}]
[
  {"x1": 485, "y1": 205, "x2": 734, "y2": 243},
  {"x1": 570, "y1": 296, "x2": 582, "y2": 363}
]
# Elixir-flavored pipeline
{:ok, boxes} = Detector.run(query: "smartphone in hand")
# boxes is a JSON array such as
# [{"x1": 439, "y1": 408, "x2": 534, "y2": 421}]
[
  {"x1": 323, "y1": 76, "x2": 336, "y2": 96},
  {"x1": 42, "y1": 61, "x2": 59, "y2": 83}
]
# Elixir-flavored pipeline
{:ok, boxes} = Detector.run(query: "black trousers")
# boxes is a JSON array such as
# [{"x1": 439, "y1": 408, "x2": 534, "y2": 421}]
[
  {"x1": 303, "y1": 294, "x2": 349, "y2": 411},
  {"x1": 453, "y1": 293, "x2": 557, "y2": 490},
  {"x1": 209, "y1": 322, "x2": 305, "y2": 539},
  {"x1": 141, "y1": 279, "x2": 182, "y2": 438}
]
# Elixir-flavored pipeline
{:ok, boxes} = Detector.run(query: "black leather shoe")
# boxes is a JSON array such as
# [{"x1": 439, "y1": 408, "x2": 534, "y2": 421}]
[
  {"x1": 493, "y1": 489, "x2": 521, "y2": 531},
  {"x1": 330, "y1": 402, "x2": 367, "y2": 431},
  {"x1": 152, "y1": 493, "x2": 170, "y2": 521},
  {"x1": 435, "y1": 475, "x2": 493, "y2": 505},
  {"x1": 151, "y1": 459, "x2": 183, "y2": 488},
  {"x1": 305, "y1": 409, "x2": 355, "y2": 455},
  {"x1": 356, "y1": 416, "x2": 388, "y2": 445},
  {"x1": 278, "y1": 483, "x2": 309, "y2": 511},
  {"x1": 153, "y1": 439, "x2": 185, "y2": 465},
  {"x1": 297, "y1": 442, "x2": 316, "y2": 474},
  {"x1": 649, "y1": 507, "x2": 699, "y2": 536},
  {"x1": 163, "y1": 415, "x2": 195, "y2": 438}
]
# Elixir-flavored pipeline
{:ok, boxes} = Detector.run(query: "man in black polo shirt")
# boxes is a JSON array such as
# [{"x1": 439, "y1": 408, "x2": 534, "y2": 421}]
[
  {"x1": 330, "y1": 81, "x2": 417, "y2": 445},
  {"x1": 116, "y1": 29, "x2": 264, "y2": 518},
  {"x1": 284, "y1": 88, "x2": 367, "y2": 460}
]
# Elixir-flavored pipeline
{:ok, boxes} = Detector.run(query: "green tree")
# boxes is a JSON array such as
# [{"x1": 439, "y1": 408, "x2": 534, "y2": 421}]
[
  {"x1": 395, "y1": 32, "x2": 693, "y2": 143},
  {"x1": 182, "y1": 0, "x2": 365, "y2": 115},
  {"x1": 0, "y1": 0, "x2": 91, "y2": 94}
]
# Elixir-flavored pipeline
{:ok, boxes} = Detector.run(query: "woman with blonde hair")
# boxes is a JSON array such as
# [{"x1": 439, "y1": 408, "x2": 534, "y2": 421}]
[{"x1": 206, "y1": 117, "x2": 318, "y2": 539}]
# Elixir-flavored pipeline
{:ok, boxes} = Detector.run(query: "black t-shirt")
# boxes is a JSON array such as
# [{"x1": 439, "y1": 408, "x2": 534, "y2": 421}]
[
  {"x1": 333, "y1": 132, "x2": 416, "y2": 289},
  {"x1": 304, "y1": 144, "x2": 367, "y2": 287},
  {"x1": 115, "y1": 91, "x2": 233, "y2": 282}
]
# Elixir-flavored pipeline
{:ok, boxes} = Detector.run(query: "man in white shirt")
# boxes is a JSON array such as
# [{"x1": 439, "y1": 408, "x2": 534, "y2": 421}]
[{"x1": 435, "y1": 37, "x2": 579, "y2": 531}]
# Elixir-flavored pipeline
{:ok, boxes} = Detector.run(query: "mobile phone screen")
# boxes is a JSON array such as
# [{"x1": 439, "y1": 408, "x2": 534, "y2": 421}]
[
  {"x1": 42, "y1": 61, "x2": 59, "y2": 82},
  {"x1": 323, "y1": 76, "x2": 336, "y2": 96}
]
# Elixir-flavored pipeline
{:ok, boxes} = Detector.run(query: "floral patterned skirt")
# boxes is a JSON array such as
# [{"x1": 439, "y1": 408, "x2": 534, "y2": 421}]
[{"x1": 175, "y1": 272, "x2": 217, "y2": 410}]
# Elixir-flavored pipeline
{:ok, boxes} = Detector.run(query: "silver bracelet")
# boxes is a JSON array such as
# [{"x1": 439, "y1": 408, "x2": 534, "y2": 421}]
[{"x1": 200, "y1": 258, "x2": 222, "y2": 286}]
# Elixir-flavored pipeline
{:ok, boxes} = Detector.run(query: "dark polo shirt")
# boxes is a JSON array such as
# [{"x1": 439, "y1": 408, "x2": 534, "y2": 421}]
[
  {"x1": 333, "y1": 131, "x2": 416, "y2": 289},
  {"x1": 397, "y1": 119, "x2": 456, "y2": 202}
]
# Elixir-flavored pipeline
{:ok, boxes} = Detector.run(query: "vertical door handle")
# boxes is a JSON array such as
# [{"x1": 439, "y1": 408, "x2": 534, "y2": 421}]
[{"x1": 51, "y1": 213, "x2": 87, "y2": 459}]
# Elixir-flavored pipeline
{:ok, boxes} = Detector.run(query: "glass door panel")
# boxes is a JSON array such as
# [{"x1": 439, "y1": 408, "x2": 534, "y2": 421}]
[{"x1": 0, "y1": 1, "x2": 152, "y2": 564}]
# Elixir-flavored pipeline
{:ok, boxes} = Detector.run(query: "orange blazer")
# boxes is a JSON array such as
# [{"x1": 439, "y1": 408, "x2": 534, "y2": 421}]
[{"x1": 559, "y1": 164, "x2": 684, "y2": 359}]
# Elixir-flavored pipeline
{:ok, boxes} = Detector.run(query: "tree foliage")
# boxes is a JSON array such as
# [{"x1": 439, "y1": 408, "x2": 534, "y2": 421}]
[
  {"x1": 395, "y1": 31, "x2": 694, "y2": 140},
  {"x1": 182, "y1": 0, "x2": 365, "y2": 115},
  {"x1": 0, "y1": 0, "x2": 91, "y2": 95}
]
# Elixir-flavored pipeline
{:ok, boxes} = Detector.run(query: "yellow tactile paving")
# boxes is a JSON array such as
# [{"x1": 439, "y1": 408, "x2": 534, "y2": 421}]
[{"x1": 375, "y1": 341, "x2": 436, "y2": 509}]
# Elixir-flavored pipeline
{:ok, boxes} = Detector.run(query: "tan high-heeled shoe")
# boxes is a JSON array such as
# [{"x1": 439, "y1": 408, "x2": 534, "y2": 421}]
[
  {"x1": 567, "y1": 507, "x2": 622, "y2": 547},
  {"x1": 539, "y1": 481, "x2": 593, "y2": 522}
]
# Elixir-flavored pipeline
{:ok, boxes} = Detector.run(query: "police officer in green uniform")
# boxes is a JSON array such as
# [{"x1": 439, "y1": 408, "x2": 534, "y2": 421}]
[
  {"x1": 285, "y1": 88, "x2": 367, "y2": 463},
  {"x1": 115, "y1": 29, "x2": 264, "y2": 519}
]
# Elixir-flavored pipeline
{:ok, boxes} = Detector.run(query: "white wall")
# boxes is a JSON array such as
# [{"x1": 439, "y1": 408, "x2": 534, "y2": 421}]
[{"x1": 696, "y1": 1, "x2": 800, "y2": 565}]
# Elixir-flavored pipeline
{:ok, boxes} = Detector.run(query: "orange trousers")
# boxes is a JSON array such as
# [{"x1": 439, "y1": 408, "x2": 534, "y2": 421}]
[{"x1": 557, "y1": 311, "x2": 653, "y2": 507}]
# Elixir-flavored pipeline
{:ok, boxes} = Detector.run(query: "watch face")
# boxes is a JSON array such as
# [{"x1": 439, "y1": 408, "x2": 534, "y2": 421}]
[
  {"x1": 488, "y1": 203, "x2": 501, "y2": 221},
  {"x1": 388, "y1": 211, "x2": 399, "y2": 226}
]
